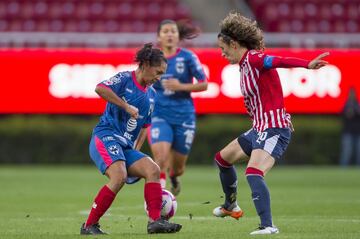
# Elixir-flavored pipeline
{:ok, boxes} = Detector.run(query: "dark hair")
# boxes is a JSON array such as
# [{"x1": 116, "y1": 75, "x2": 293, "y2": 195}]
[
  {"x1": 218, "y1": 12, "x2": 264, "y2": 50},
  {"x1": 157, "y1": 19, "x2": 200, "y2": 41},
  {"x1": 135, "y1": 43, "x2": 167, "y2": 67}
]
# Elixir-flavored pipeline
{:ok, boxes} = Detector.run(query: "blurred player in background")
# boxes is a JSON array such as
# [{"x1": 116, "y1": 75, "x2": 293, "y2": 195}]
[
  {"x1": 148, "y1": 19, "x2": 208, "y2": 195},
  {"x1": 212, "y1": 12, "x2": 329, "y2": 235},
  {"x1": 80, "y1": 43, "x2": 182, "y2": 235},
  {"x1": 340, "y1": 87, "x2": 360, "y2": 166}
]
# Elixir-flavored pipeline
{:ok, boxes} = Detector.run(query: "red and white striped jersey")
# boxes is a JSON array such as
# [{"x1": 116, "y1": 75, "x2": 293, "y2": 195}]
[{"x1": 239, "y1": 50, "x2": 309, "y2": 132}]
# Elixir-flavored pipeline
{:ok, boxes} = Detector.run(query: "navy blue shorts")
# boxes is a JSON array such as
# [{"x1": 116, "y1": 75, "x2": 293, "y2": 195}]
[
  {"x1": 237, "y1": 127, "x2": 291, "y2": 160},
  {"x1": 149, "y1": 117, "x2": 195, "y2": 155},
  {"x1": 89, "y1": 129, "x2": 149, "y2": 184}
]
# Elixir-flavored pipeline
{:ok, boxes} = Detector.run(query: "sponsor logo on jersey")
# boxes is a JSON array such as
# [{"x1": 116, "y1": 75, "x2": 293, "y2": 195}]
[
  {"x1": 126, "y1": 118, "x2": 137, "y2": 132},
  {"x1": 125, "y1": 88, "x2": 133, "y2": 93}
]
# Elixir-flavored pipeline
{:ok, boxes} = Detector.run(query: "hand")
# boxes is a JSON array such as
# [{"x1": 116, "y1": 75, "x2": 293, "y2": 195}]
[
  {"x1": 126, "y1": 104, "x2": 139, "y2": 119},
  {"x1": 308, "y1": 52, "x2": 329, "y2": 69},
  {"x1": 162, "y1": 78, "x2": 182, "y2": 91}
]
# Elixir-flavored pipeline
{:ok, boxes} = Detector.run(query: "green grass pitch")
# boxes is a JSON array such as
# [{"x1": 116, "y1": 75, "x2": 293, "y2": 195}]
[{"x1": 0, "y1": 165, "x2": 359, "y2": 239}]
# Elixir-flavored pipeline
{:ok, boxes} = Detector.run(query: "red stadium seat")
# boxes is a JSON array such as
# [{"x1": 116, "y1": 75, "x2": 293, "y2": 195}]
[
  {"x1": 0, "y1": 20, "x2": 8, "y2": 31},
  {"x1": 247, "y1": 0, "x2": 360, "y2": 33},
  {"x1": 7, "y1": 1, "x2": 21, "y2": 19},
  {"x1": 33, "y1": 1, "x2": 48, "y2": 20},
  {"x1": 0, "y1": 0, "x2": 194, "y2": 33},
  {"x1": 89, "y1": 2, "x2": 105, "y2": 19},
  {"x1": 75, "y1": 3, "x2": 90, "y2": 19},
  {"x1": 23, "y1": 20, "x2": 36, "y2": 32},
  {"x1": 133, "y1": 4, "x2": 147, "y2": 21},
  {"x1": 117, "y1": 2, "x2": 132, "y2": 20}
]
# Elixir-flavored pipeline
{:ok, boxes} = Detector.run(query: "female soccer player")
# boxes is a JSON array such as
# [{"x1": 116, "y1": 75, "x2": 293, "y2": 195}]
[
  {"x1": 212, "y1": 12, "x2": 329, "y2": 235},
  {"x1": 149, "y1": 20, "x2": 208, "y2": 195},
  {"x1": 80, "y1": 43, "x2": 182, "y2": 235}
]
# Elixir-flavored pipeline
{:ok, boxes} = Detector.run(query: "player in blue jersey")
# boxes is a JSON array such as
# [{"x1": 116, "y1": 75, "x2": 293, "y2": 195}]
[
  {"x1": 149, "y1": 20, "x2": 208, "y2": 195},
  {"x1": 80, "y1": 43, "x2": 182, "y2": 235}
]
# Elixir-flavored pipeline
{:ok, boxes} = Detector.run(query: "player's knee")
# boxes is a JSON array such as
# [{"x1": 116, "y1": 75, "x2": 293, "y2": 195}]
[
  {"x1": 173, "y1": 166, "x2": 185, "y2": 176},
  {"x1": 109, "y1": 174, "x2": 127, "y2": 192},
  {"x1": 144, "y1": 162, "x2": 160, "y2": 181},
  {"x1": 214, "y1": 152, "x2": 232, "y2": 168},
  {"x1": 153, "y1": 154, "x2": 168, "y2": 168}
]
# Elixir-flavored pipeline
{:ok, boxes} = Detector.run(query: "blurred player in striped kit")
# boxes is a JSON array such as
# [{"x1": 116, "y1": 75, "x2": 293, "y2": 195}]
[
  {"x1": 212, "y1": 12, "x2": 329, "y2": 235},
  {"x1": 148, "y1": 19, "x2": 208, "y2": 195}
]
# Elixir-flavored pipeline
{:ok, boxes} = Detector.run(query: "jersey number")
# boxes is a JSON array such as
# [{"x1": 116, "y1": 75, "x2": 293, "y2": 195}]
[
  {"x1": 184, "y1": 129, "x2": 195, "y2": 145},
  {"x1": 256, "y1": 132, "x2": 268, "y2": 144}
]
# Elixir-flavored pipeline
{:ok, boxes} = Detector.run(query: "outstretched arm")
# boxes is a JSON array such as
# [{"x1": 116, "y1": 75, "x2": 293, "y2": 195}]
[
  {"x1": 162, "y1": 79, "x2": 208, "y2": 92},
  {"x1": 307, "y1": 52, "x2": 329, "y2": 69},
  {"x1": 264, "y1": 52, "x2": 329, "y2": 69}
]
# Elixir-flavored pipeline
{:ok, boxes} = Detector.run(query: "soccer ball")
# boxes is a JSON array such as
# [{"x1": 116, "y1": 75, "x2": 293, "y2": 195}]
[{"x1": 145, "y1": 189, "x2": 177, "y2": 220}]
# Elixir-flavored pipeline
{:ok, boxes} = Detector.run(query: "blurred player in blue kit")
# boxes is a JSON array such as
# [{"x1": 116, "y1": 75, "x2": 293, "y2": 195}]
[
  {"x1": 80, "y1": 43, "x2": 182, "y2": 235},
  {"x1": 149, "y1": 20, "x2": 208, "y2": 195}
]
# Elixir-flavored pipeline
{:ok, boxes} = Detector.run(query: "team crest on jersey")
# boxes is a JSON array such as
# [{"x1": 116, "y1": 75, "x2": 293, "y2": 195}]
[
  {"x1": 108, "y1": 144, "x2": 120, "y2": 155},
  {"x1": 103, "y1": 75, "x2": 121, "y2": 85},
  {"x1": 175, "y1": 58, "x2": 185, "y2": 73},
  {"x1": 126, "y1": 118, "x2": 137, "y2": 132}
]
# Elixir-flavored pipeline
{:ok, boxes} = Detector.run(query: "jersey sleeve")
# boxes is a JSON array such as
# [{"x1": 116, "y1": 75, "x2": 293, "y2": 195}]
[
  {"x1": 188, "y1": 51, "x2": 207, "y2": 82},
  {"x1": 248, "y1": 51, "x2": 310, "y2": 70},
  {"x1": 97, "y1": 73, "x2": 126, "y2": 95}
]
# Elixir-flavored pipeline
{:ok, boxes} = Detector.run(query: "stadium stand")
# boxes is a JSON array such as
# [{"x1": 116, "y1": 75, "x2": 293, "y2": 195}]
[
  {"x1": 0, "y1": 0, "x2": 191, "y2": 33},
  {"x1": 0, "y1": 0, "x2": 359, "y2": 48},
  {"x1": 247, "y1": 0, "x2": 359, "y2": 33}
]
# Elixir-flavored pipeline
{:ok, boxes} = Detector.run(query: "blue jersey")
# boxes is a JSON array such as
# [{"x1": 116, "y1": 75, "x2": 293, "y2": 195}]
[
  {"x1": 152, "y1": 48, "x2": 206, "y2": 124},
  {"x1": 94, "y1": 71, "x2": 155, "y2": 148}
]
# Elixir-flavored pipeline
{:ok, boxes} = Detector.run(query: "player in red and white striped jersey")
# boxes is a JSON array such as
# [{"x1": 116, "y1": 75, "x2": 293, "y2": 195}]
[{"x1": 212, "y1": 12, "x2": 329, "y2": 235}]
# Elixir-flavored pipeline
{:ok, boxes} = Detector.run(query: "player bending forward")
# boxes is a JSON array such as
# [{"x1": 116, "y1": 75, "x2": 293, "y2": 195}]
[
  {"x1": 80, "y1": 43, "x2": 182, "y2": 235},
  {"x1": 212, "y1": 12, "x2": 329, "y2": 235}
]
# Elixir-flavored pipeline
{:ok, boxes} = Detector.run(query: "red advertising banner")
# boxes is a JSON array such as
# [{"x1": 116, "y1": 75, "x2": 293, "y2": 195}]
[{"x1": 0, "y1": 48, "x2": 358, "y2": 114}]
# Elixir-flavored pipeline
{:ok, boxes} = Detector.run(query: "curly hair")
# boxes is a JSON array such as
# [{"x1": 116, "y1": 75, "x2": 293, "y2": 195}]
[
  {"x1": 218, "y1": 12, "x2": 264, "y2": 50},
  {"x1": 157, "y1": 19, "x2": 200, "y2": 41},
  {"x1": 135, "y1": 43, "x2": 167, "y2": 67}
]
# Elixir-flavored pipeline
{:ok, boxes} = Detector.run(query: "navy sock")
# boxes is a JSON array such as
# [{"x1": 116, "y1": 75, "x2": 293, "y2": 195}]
[
  {"x1": 214, "y1": 152, "x2": 237, "y2": 208},
  {"x1": 246, "y1": 167, "x2": 272, "y2": 227}
]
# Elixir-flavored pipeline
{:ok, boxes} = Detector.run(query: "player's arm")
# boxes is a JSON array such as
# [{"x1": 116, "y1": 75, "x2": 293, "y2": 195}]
[
  {"x1": 263, "y1": 52, "x2": 329, "y2": 70},
  {"x1": 95, "y1": 84, "x2": 139, "y2": 118},
  {"x1": 134, "y1": 127, "x2": 148, "y2": 150},
  {"x1": 162, "y1": 80, "x2": 208, "y2": 92}
]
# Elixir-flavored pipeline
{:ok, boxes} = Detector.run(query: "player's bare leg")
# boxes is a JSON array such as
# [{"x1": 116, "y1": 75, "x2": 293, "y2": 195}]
[
  {"x1": 150, "y1": 142, "x2": 172, "y2": 188},
  {"x1": 169, "y1": 150, "x2": 188, "y2": 196},
  {"x1": 81, "y1": 161, "x2": 127, "y2": 235}
]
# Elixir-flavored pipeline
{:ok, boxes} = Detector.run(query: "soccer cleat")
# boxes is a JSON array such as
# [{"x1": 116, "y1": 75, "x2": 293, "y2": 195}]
[
  {"x1": 250, "y1": 226, "x2": 279, "y2": 235},
  {"x1": 147, "y1": 218, "x2": 182, "y2": 234},
  {"x1": 80, "y1": 223, "x2": 107, "y2": 235},
  {"x1": 170, "y1": 176, "x2": 181, "y2": 196},
  {"x1": 212, "y1": 205, "x2": 244, "y2": 220}
]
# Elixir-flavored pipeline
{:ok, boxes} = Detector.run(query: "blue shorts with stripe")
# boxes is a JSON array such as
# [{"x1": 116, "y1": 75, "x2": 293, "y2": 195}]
[
  {"x1": 237, "y1": 127, "x2": 291, "y2": 160},
  {"x1": 149, "y1": 117, "x2": 196, "y2": 155},
  {"x1": 89, "y1": 129, "x2": 149, "y2": 184}
]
